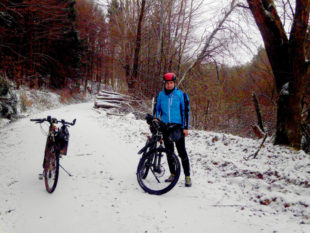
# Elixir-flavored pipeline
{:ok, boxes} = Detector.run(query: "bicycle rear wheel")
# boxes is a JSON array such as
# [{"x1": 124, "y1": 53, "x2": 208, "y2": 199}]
[
  {"x1": 137, "y1": 147, "x2": 180, "y2": 195},
  {"x1": 44, "y1": 148, "x2": 59, "y2": 193}
]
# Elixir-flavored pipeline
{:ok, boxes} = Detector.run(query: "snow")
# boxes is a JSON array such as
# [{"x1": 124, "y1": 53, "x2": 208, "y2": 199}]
[
  {"x1": 280, "y1": 82, "x2": 289, "y2": 96},
  {"x1": 1, "y1": 91, "x2": 310, "y2": 233}
]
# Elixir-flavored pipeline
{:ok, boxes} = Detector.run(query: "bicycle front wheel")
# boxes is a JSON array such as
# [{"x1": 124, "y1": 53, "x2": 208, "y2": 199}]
[
  {"x1": 44, "y1": 149, "x2": 59, "y2": 193},
  {"x1": 137, "y1": 147, "x2": 180, "y2": 195}
]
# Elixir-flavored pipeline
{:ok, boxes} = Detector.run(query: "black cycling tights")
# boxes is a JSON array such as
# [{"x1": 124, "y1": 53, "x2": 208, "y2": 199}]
[{"x1": 164, "y1": 135, "x2": 190, "y2": 177}]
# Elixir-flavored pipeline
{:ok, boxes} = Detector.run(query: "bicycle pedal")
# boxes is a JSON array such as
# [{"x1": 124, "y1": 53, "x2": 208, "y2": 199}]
[{"x1": 38, "y1": 173, "x2": 44, "y2": 180}]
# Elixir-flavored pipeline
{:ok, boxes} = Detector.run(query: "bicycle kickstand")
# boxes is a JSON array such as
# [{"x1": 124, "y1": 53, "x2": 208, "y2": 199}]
[{"x1": 60, "y1": 164, "x2": 73, "y2": 177}]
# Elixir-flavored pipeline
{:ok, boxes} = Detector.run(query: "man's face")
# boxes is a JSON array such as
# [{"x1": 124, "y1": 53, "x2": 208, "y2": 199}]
[{"x1": 165, "y1": 81, "x2": 175, "y2": 90}]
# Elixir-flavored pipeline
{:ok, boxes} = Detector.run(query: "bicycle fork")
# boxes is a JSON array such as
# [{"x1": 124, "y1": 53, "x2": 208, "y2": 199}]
[{"x1": 154, "y1": 152, "x2": 163, "y2": 173}]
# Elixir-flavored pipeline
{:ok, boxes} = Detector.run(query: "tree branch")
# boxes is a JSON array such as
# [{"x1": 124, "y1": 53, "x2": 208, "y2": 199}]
[
  {"x1": 287, "y1": 0, "x2": 295, "y2": 18},
  {"x1": 178, "y1": 0, "x2": 237, "y2": 86},
  {"x1": 247, "y1": 0, "x2": 288, "y2": 45},
  {"x1": 236, "y1": 3, "x2": 250, "y2": 9},
  {"x1": 289, "y1": 0, "x2": 310, "y2": 46}
]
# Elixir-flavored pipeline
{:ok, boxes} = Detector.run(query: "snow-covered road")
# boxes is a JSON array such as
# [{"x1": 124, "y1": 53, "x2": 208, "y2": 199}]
[{"x1": 1, "y1": 102, "x2": 310, "y2": 233}]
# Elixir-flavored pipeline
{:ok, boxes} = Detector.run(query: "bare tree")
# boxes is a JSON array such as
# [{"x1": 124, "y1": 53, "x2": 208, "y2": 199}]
[
  {"x1": 178, "y1": 0, "x2": 238, "y2": 86},
  {"x1": 246, "y1": 0, "x2": 310, "y2": 149}
]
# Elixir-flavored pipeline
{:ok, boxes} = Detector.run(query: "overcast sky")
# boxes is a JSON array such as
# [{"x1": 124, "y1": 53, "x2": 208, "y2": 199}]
[
  {"x1": 190, "y1": 0, "x2": 264, "y2": 65},
  {"x1": 95, "y1": 0, "x2": 264, "y2": 65}
]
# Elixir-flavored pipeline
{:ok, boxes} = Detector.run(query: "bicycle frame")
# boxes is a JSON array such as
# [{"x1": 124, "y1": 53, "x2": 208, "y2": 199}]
[
  {"x1": 138, "y1": 135, "x2": 162, "y2": 156},
  {"x1": 44, "y1": 123, "x2": 58, "y2": 160}
]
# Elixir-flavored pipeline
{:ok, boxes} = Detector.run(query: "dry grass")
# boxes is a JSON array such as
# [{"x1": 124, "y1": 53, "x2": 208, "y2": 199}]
[
  {"x1": 20, "y1": 92, "x2": 33, "y2": 112},
  {"x1": 59, "y1": 89, "x2": 73, "y2": 103},
  {"x1": 59, "y1": 88, "x2": 85, "y2": 104}
]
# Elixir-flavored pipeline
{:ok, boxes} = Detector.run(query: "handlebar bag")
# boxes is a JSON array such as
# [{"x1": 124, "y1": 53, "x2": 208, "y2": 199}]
[{"x1": 56, "y1": 126, "x2": 69, "y2": 155}]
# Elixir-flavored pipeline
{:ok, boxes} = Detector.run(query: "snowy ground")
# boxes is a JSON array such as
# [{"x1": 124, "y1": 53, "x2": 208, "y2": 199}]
[{"x1": 1, "y1": 100, "x2": 310, "y2": 233}]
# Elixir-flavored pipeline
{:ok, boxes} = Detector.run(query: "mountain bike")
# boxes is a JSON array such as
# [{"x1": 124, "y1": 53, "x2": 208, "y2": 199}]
[
  {"x1": 136, "y1": 114, "x2": 181, "y2": 195},
  {"x1": 31, "y1": 116, "x2": 76, "y2": 193}
]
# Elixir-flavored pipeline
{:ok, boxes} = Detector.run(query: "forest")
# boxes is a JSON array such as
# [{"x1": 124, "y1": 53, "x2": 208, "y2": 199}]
[{"x1": 0, "y1": 0, "x2": 309, "y2": 146}]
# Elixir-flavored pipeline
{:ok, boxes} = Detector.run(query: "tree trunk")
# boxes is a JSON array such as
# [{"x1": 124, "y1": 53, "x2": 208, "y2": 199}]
[
  {"x1": 156, "y1": 0, "x2": 164, "y2": 77},
  {"x1": 130, "y1": 0, "x2": 146, "y2": 92},
  {"x1": 275, "y1": 82, "x2": 302, "y2": 147}
]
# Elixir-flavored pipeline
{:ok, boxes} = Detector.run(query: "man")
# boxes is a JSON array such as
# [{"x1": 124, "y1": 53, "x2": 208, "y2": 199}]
[{"x1": 154, "y1": 72, "x2": 192, "y2": 187}]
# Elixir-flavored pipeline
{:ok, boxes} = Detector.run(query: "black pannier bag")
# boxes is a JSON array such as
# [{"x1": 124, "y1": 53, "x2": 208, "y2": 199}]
[
  {"x1": 167, "y1": 124, "x2": 183, "y2": 142},
  {"x1": 56, "y1": 126, "x2": 69, "y2": 155}
]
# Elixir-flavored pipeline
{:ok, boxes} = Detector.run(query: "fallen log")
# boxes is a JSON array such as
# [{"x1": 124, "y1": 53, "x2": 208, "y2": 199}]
[
  {"x1": 96, "y1": 96, "x2": 129, "y2": 102},
  {"x1": 94, "y1": 101, "x2": 122, "y2": 109},
  {"x1": 252, "y1": 92, "x2": 265, "y2": 133},
  {"x1": 244, "y1": 134, "x2": 268, "y2": 160},
  {"x1": 251, "y1": 124, "x2": 265, "y2": 139},
  {"x1": 98, "y1": 90, "x2": 131, "y2": 98}
]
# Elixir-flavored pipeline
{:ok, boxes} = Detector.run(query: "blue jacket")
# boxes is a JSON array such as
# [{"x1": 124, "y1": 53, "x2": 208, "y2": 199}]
[{"x1": 154, "y1": 87, "x2": 190, "y2": 129}]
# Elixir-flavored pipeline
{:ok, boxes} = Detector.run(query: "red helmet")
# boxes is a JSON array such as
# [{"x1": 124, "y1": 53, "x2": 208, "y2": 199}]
[{"x1": 163, "y1": 73, "x2": 176, "y2": 82}]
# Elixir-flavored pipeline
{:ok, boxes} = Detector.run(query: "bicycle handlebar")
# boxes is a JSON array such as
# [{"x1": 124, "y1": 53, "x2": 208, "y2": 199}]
[
  {"x1": 30, "y1": 116, "x2": 76, "y2": 126},
  {"x1": 145, "y1": 114, "x2": 177, "y2": 131}
]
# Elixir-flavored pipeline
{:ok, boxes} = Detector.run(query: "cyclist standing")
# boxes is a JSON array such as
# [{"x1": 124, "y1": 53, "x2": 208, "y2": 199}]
[{"x1": 153, "y1": 72, "x2": 192, "y2": 187}]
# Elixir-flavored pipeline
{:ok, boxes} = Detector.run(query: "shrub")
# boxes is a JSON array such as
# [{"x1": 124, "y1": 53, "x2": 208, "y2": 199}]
[{"x1": 0, "y1": 77, "x2": 9, "y2": 96}]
